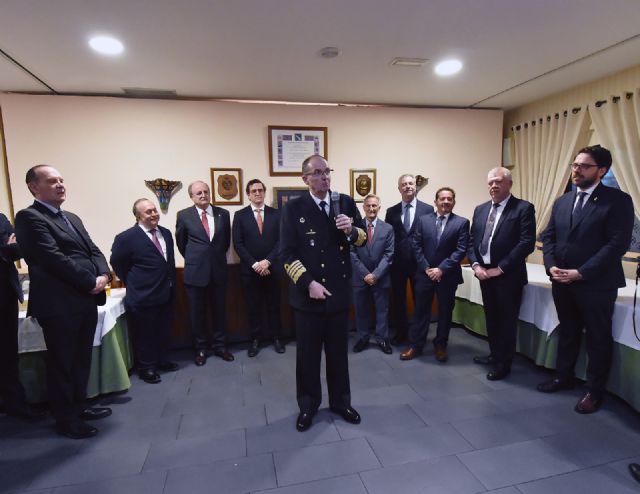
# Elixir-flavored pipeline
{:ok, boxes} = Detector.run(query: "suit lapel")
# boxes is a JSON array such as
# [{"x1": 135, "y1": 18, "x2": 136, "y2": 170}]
[
  {"x1": 492, "y1": 197, "x2": 514, "y2": 238},
  {"x1": 571, "y1": 185, "x2": 601, "y2": 231},
  {"x1": 137, "y1": 225, "x2": 166, "y2": 260}
]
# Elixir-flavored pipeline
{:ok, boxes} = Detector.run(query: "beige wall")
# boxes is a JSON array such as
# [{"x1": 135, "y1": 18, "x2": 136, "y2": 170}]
[{"x1": 0, "y1": 94, "x2": 502, "y2": 265}]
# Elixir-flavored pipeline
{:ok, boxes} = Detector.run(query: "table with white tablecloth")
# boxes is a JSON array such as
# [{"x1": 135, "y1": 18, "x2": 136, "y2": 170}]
[
  {"x1": 453, "y1": 263, "x2": 640, "y2": 410},
  {"x1": 18, "y1": 289, "x2": 133, "y2": 402}
]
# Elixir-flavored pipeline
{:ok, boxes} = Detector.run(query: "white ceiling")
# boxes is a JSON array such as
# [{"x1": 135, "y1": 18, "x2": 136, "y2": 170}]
[{"x1": 1, "y1": 0, "x2": 639, "y2": 109}]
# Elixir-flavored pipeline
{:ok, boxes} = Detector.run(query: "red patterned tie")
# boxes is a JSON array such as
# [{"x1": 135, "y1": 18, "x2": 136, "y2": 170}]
[
  {"x1": 201, "y1": 210, "x2": 210, "y2": 238},
  {"x1": 150, "y1": 229, "x2": 164, "y2": 256},
  {"x1": 367, "y1": 222, "x2": 374, "y2": 246}
]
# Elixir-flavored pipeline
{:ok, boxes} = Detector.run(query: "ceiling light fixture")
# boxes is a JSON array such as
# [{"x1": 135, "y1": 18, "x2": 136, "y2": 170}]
[
  {"x1": 89, "y1": 35, "x2": 124, "y2": 56},
  {"x1": 318, "y1": 47, "x2": 341, "y2": 59},
  {"x1": 434, "y1": 59, "x2": 462, "y2": 76},
  {"x1": 390, "y1": 57, "x2": 428, "y2": 67}
]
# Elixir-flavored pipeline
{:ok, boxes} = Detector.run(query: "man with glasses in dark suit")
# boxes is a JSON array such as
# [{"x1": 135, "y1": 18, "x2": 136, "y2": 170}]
[{"x1": 537, "y1": 145, "x2": 634, "y2": 414}]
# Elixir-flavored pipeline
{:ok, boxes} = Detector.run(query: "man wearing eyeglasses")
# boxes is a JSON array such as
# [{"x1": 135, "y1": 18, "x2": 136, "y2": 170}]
[
  {"x1": 280, "y1": 154, "x2": 367, "y2": 432},
  {"x1": 468, "y1": 167, "x2": 536, "y2": 381},
  {"x1": 232, "y1": 179, "x2": 284, "y2": 357},
  {"x1": 537, "y1": 145, "x2": 634, "y2": 414}
]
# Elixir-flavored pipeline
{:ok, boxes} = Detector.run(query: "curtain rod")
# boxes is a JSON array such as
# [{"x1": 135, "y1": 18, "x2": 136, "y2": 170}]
[
  {"x1": 595, "y1": 91, "x2": 634, "y2": 107},
  {"x1": 512, "y1": 107, "x2": 582, "y2": 131}
]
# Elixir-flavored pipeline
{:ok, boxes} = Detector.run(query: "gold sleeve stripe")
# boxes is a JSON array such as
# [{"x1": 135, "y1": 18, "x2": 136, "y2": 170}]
[
  {"x1": 354, "y1": 227, "x2": 367, "y2": 247},
  {"x1": 284, "y1": 261, "x2": 307, "y2": 284}
]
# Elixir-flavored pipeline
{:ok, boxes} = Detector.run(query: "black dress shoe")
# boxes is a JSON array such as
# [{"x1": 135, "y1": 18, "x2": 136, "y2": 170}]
[
  {"x1": 296, "y1": 412, "x2": 314, "y2": 432},
  {"x1": 536, "y1": 377, "x2": 575, "y2": 393},
  {"x1": 473, "y1": 355, "x2": 496, "y2": 365},
  {"x1": 379, "y1": 339, "x2": 393, "y2": 355},
  {"x1": 213, "y1": 348, "x2": 235, "y2": 362},
  {"x1": 273, "y1": 339, "x2": 285, "y2": 354},
  {"x1": 628, "y1": 463, "x2": 640, "y2": 483},
  {"x1": 195, "y1": 350, "x2": 207, "y2": 366},
  {"x1": 248, "y1": 339, "x2": 260, "y2": 358},
  {"x1": 56, "y1": 420, "x2": 98, "y2": 439},
  {"x1": 79, "y1": 407, "x2": 112, "y2": 420},
  {"x1": 157, "y1": 361, "x2": 179, "y2": 372},
  {"x1": 139, "y1": 369, "x2": 161, "y2": 384},
  {"x1": 486, "y1": 364, "x2": 511, "y2": 381},
  {"x1": 330, "y1": 406, "x2": 361, "y2": 424},
  {"x1": 574, "y1": 392, "x2": 603, "y2": 414},
  {"x1": 353, "y1": 338, "x2": 369, "y2": 353}
]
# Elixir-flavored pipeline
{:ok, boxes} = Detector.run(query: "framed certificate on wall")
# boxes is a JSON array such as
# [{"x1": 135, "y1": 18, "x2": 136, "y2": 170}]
[{"x1": 268, "y1": 126, "x2": 328, "y2": 176}]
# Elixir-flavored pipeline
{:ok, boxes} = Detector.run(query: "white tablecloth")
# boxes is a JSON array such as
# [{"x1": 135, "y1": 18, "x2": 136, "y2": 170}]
[
  {"x1": 456, "y1": 264, "x2": 640, "y2": 351},
  {"x1": 18, "y1": 288, "x2": 127, "y2": 353}
]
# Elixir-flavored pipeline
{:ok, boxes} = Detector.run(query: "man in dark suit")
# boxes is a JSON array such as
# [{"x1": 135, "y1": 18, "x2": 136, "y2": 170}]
[
  {"x1": 468, "y1": 167, "x2": 536, "y2": 381},
  {"x1": 401, "y1": 187, "x2": 469, "y2": 363},
  {"x1": 176, "y1": 181, "x2": 233, "y2": 366},
  {"x1": 351, "y1": 194, "x2": 394, "y2": 354},
  {"x1": 385, "y1": 174, "x2": 434, "y2": 344},
  {"x1": 233, "y1": 179, "x2": 284, "y2": 357},
  {"x1": 1, "y1": 212, "x2": 42, "y2": 419},
  {"x1": 15, "y1": 165, "x2": 112, "y2": 439},
  {"x1": 280, "y1": 154, "x2": 367, "y2": 432},
  {"x1": 110, "y1": 198, "x2": 178, "y2": 384},
  {"x1": 537, "y1": 145, "x2": 634, "y2": 413}
]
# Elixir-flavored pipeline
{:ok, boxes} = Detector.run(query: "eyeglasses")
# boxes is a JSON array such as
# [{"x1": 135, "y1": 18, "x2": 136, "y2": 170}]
[
  {"x1": 304, "y1": 168, "x2": 333, "y2": 177},
  {"x1": 569, "y1": 163, "x2": 599, "y2": 171},
  {"x1": 249, "y1": 189, "x2": 265, "y2": 194}
]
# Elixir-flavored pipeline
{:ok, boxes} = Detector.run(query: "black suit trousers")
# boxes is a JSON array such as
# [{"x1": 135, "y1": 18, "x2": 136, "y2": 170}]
[
  {"x1": 127, "y1": 301, "x2": 173, "y2": 371},
  {"x1": 38, "y1": 309, "x2": 97, "y2": 422},
  {"x1": 410, "y1": 282, "x2": 457, "y2": 350},
  {"x1": 390, "y1": 262, "x2": 416, "y2": 337},
  {"x1": 294, "y1": 309, "x2": 351, "y2": 413},
  {"x1": 479, "y1": 271, "x2": 523, "y2": 365},
  {"x1": 241, "y1": 273, "x2": 281, "y2": 340},
  {"x1": 552, "y1": 284, "x2": 617, "y2": 395},
  {"x1": 185, "y1": 283, "x2": 226, "y2": 351},
  {"x1": 0, "y1": 294, "x2": 26, "y2": 409}
]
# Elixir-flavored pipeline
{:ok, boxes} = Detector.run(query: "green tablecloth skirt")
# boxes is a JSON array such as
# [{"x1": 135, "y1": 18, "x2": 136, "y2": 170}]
[
  {"x1": 19, "y1": 318, "x2": 133, "y2": 404},
  {"x1": 452, "y1": 297, "x2": 640, "y2": 412}
]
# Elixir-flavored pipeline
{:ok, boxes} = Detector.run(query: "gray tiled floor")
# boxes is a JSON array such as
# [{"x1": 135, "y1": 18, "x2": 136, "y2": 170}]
[{"x1": 3, "y1": 326, "x2": 640, "y2": 493}]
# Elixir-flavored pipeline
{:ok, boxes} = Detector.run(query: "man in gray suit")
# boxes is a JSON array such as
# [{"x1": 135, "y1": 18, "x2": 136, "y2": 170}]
[{"x1": 351, "y1": 194, "x2": 395, "y2": 354}]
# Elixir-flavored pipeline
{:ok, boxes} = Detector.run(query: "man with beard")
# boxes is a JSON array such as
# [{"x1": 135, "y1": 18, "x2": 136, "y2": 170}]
[{"x1": 537, "y1": 145, "x2": 634, "y2": 414}]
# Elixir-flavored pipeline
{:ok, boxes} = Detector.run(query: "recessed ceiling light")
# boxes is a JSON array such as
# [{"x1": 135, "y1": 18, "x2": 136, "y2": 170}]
[
  {"x1": 89, "y1": 35, "x2": 124, "y2": 56},
  {"x1": 318, "y1": 46, "x2": 341, "y2": 59},
  {"x1": 434, "y1": 59, "x2": 462, "y2": 76}
]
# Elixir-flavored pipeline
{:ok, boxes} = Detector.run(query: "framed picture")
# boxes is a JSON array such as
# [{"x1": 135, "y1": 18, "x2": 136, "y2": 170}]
[
  {"x1": 273, "y1": 187, "x2": 308, "y2": 209},
  {"x1": 268, "y1": 125, "x2": 328, "y2": 176},
  {"x1": 210, "y1": 168, "x2": 243, "y2": 205},
  {"x1": 349, "y1": 169, "x2": 377, "y2": 202}
]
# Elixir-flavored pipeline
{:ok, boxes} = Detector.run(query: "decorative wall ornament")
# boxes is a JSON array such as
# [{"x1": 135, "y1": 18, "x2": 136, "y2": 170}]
[
  {"x1": 210, "y1": 167, "x2": 243, "y2": 205},
  {"x1": 144, "y1": 178, "x2": 182, "y2": 213},
  {"x1": 415, "y1": 174, "x2": 429, "y2": 195},
  {"x1": 349, "y1": 169, "x2": 376, "y2": 203}
]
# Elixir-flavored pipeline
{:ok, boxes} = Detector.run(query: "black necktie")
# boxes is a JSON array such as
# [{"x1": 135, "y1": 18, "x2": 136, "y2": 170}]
[
  {"x1": 57, "y1": 211, "x2": 81, "y2": 242},
  {"x1": 479, "y1": 203, "x2": 499, "y2": 256},
  {"x1": 319, "y1": 200, "x2": 328, "y2": 216},
  {"x1": 572, "y1": 191, "x2": 587, "y2": 225}
]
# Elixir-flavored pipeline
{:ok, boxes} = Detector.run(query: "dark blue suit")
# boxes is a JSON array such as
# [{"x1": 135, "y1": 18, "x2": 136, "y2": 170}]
[
  {"x1": 0, "y1": 213, "x2": 27, "y2": 411},
  {"x1": 384, "y1": 200, "x2": 434, "y2": 340},
  {"x1": 410, "y1": 212, "x2": 469, "y2": 350},
  {"x1": 468, "y1": 196, "x2": 535, "y2": 366},
  {"x1": 542, "y1": 183, "x2": 634, "y2": 394},
  {"x1": 15, "y1": 201, "x2": 110, "y2": 423},
  {"x1": 232, "y1": 205, "x2": 282, "y2": 341},
  {"x1": 176, "y1": 205, "x2": 230, "y2": 351},
  {"x1": 110, "y1": 224, "x2": 176, "y2": 371}
]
